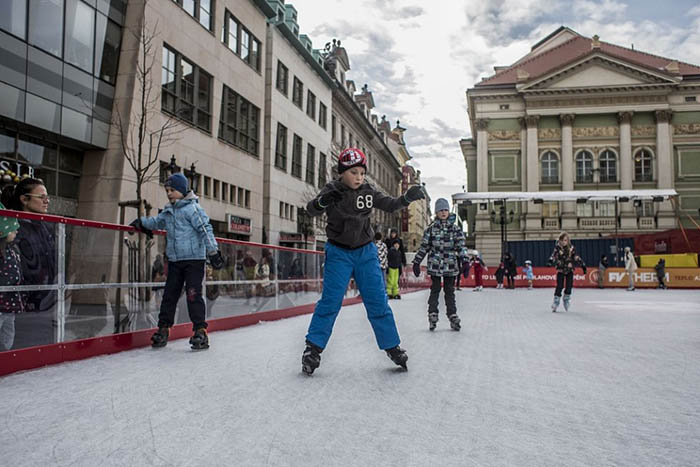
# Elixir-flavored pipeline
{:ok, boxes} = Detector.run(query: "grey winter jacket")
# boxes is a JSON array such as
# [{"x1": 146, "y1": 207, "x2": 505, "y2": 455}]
[
  {"x1": 307, "y1": 180, "x2": 408, "y2": 249},
  {"x1": 140, "y1": 192, "x2": 218, "y2": 262},
  {"x1": 413, "y1": 218, "x2": 466, "y2": 277}
]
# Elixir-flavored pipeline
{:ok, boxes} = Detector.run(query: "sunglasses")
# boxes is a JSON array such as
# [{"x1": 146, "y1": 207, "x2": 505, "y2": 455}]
[{"x1": 23, "y1": 194, "x2": 50, "y2": 201}]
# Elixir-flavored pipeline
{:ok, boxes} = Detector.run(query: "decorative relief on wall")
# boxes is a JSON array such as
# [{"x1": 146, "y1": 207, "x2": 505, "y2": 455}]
[
  {"x1": 674, "y1": 123, "x2": 700, "y2": 135},
  {"x1": 631, "y1": 125, "x2": 656, "y2": 137},
  {"x1": 572, "y1": 126, "x2": 619, "y2": 138},
  {"x1": 488, "y1": 130, "x2": 520, "y2": 141},
  {"x1": 529, "y1": 95, "x2": 666, "y2": 108},
  {"x1": 538, "y1": 128, "x2": 561, "y2": 139}
]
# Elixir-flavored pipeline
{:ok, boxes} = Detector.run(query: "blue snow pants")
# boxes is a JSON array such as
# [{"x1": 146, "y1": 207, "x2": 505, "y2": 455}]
[{"x1": 306, "y1": 242, "x2": 401, "y2": 350}]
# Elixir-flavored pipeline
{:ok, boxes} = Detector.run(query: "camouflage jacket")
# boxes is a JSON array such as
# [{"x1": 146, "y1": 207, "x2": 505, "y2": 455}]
[{"x1": 413, "y1": 219, "x2": 466, "y2": 277}]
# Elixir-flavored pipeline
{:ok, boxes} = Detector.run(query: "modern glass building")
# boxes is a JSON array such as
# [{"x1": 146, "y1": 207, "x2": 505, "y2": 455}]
[{"x1": 0, "y1": 0, "x2": 125, "y2": 215}]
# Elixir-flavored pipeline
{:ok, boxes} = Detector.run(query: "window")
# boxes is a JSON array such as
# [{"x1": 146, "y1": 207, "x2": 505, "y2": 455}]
[
  {"x1": 318, "y1": 152, "x2": 327, "y2": 187},
  {"x1": 542, "y1": 202, "x2": 559, "y2": 218},
  {"x1": 230, "y1": 185, "x2": 236, "y2": 204},
  {"x1": 222, "y1": 11, "x2": 261, "y2": 71},
  {"x1": 218, "y1": 85, "x2": 260, "y2": 156},
  {"x1": 636, "y1": 200, "x2": 654, "y2": 217},
  {"x1": 292, "y1": 77, "x2": 303, "y2": 108},
  {"x1": 332, "y1": 114, "x2": 337, "y2": 140},
  {"x1": 597, "y1": 201, "x2": 615, "y2": 217},
  {"x1": 172, "y1": 0, "x2": 213, "y2": 31},
  {"x1": 213, "y1": 179, "x2": 220, "y2": 199},
  {"x1": 291, "y1": 134, "x2": 302, "y2": 178},
  {"x1": 161, "y1": 45, "x2": 211, "y2": 132},
  {"x1": 634, "y1": 149, "x2": 653, "y2": 182},
  {"x1": 576, "y1": 202, "x2": 593, "y2": 217},
  {"x1": 0, "y1": 0, "x2": 27, "y2": 39},
  {"x1": 237, "y1": 187, "x2": 244, "y2": 206},
  {"x1": 275, "y1": 123, "x2": 288, "y2": 170},
  {"x1": 203, "y1": 176, "x2": 211, "y2": 197},
  {"x1": 65, "y1": 0, "x2": 95, "y2": 72},
  {"x1": 276, "y1": 61, "x2": 288, "y2": 95},
  {"x1": 29, "y1": 0, "x2": 64, "y2": 57},
  {"x1": 575, "y1": 150, "x2": 593, "y2": 183},
  {"x1": 222, "y1": 182, "x2": 228, "y2": 202},
  {"x1": 245, "y1": 190, "x2": 250, "y2": 208},
  {"x1": 319, "y1": 103, "x2": 327, "y2": 129},
  {"x1": 540, "y1": 151, "x2": 558, "y2": 184},
  {"x1": 94, "y1": 15, "x2": 121, "y2": 84},
  {"x1": 306, "y1": 144, "x2": 315, "y2": 184},
  {"x1": 599, "y1": 149, "x2": 617, "y2": 183},
  {"x1": 306, "y1": 91, "x2": 316, "y2": 119}
]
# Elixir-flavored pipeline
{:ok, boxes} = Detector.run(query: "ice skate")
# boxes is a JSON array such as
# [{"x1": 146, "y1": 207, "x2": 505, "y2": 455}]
[
  {"x1": 428, "y1": 312, "x2": 438, "y2": 331},
  {"x1": 472, "y1": 287, "x2": 478, "y2": 292},
  {"x1": 189, "y1": 328, "x2": 209, "y2": 350},
  {"x1": 563, "y1": 294, "x2": 571, "y2": 312},
  {"x1": 151, "y1": 327, "x2": 169, "y2": 348},
  {"x1": 385, "y1": 345, "x2": 408, "y2": 370},
  {"x1": 448, "y1": 314, "x2": 461, "y2": 331},
  {"x1": 551, "y1": 296, "x2": 561, "y2": 313},
  {"x1": 301, "y1": 340, "x2": 322, "y2": 376}
]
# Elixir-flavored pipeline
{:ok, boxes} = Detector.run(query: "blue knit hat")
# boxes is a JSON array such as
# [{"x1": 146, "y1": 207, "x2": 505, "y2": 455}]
[
  {"x1": 164, "y1": 173, "x2": 188, "y2": 195},
  {"x1": 435, "y1": 198, "x2": 450, "y2": 212}
]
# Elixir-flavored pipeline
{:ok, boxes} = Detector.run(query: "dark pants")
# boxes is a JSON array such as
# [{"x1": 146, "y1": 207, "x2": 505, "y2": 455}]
[
  {"x1": 554, "y1": 272, "x2": 573, "y2": 297},
  {"x1": 506, "y1": 273, "x2": 515, "y2": 289},
  {"x1": 159, "y1": 260, "x2": 207, "y2": 330},
  {"x1": 428, "y1": 275, "x2": 457, "y2": 316}
]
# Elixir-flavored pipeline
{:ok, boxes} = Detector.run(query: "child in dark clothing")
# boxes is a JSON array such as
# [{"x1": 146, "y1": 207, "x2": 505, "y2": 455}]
[
  {"x1": 132, "y1": 173, "x2": 224, "y2": 350},
  {"x1": 0, "y1": 204, "x2": 23, "y2": 351},
  {"x1": 654, "y1": 258, "x2": 667, "y2": 289},
  {"x1": 495, "y1": 262, "x2": 506, "y2": 289},
  {"x1": 547, "y1": 231, "x2": 586, "y2": 312},
  {"x1": 387, "y1": 240, "x2": 402, "y2": 299},
  {"x1": 301, "y1": 148, "x2": 424, "y2": 375}
]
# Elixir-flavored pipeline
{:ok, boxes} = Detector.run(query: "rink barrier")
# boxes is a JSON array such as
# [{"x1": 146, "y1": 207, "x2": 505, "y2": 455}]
[{"x1": 0, "y1": 208, "x2": 428, "y2": 376}]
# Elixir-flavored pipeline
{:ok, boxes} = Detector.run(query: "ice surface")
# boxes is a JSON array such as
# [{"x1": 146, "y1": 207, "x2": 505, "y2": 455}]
[{"x1": 1, "y1": 288, "x2": 699, "y2": 467}]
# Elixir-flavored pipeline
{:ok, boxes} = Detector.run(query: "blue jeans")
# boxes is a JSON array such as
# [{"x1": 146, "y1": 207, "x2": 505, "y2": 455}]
[{"x1": 306, "y1": 242, "x2": 401, "y2": 350}]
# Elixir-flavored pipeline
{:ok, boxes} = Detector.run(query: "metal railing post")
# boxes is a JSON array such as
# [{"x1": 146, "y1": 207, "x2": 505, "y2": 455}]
[
  {"x1": 274, "y1": 249, "x2": 279, "y2": 310},
  {"x1": 56, "y1": 223, "x2": 66, "y2": 343}
]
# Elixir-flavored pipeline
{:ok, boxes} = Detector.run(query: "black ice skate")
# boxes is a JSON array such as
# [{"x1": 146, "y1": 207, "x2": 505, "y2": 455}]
[
  {"x1": 428, "y1": 312, "x2": 439, "y2": 331},
  {"x1": 151, "y1": 327, "x2": 169, "y2": 348},
  {"x1": 448, "y1": 314, "x2": 461, "y2": 331},
  {"x1": 301, "y1": 340, "x2": 322, "y2": 376},
  {"x1": 385, "y1": 346, "x2": 408, "y2": 370},
  {"x1": 189, "y1": 328, "x2": 210, "y2": 350}
]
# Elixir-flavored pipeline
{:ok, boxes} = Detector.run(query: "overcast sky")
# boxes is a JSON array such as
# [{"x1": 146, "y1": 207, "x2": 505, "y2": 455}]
[{"x1": 289, "y1": 0, "x2": 700, "y2": 210}]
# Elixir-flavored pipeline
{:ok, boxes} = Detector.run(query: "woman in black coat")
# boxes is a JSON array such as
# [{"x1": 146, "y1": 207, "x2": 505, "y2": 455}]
[{"x1": 503, "y1": 252, "x2": 517, "y2": 289}]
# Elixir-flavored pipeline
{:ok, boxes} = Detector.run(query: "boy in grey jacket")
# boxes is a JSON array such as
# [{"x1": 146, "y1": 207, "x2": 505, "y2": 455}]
[
  {"x1": 412, "y1": 198, "x2": 467, "y2": 331},
  {"x1": 132, "y1": 173, "x2": 224, "y2": 350}
]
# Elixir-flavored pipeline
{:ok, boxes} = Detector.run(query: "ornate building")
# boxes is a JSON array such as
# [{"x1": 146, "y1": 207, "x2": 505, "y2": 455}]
[{"x1": 461, "y1": 27, "x2": 700, "y2": 264}]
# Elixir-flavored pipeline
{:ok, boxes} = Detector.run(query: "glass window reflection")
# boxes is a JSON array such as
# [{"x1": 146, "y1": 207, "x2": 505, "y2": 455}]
[
  {"x1": 94, "y1": 15, "x2": 120, "y2": 84},
  {"x1": 0, "y1": 0, "x2": 27, "y2": 39},
  {"x1": 18, "y1": 135, "x2": 57, "y2": 168},
  {"x1": 29, "y1": 0, "x2": 64, "y2": 58},
  {"x1": 65, "y1": 0, "x2": 95, "y2": 72}
]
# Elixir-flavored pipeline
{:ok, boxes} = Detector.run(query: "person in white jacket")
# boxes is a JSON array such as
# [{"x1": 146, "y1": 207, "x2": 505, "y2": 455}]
[{"x1": 624, "y1": 246, "x2": 637, "y2": 291}]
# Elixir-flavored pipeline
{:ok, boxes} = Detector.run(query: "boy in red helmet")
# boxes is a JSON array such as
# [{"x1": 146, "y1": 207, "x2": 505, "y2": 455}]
[{"x1": 301, "y1": 147, "x2": 425, "y2": 375}]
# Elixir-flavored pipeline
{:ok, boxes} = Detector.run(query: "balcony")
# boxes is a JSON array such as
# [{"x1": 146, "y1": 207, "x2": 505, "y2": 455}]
[
  {"x1": 579, "y1": 217, "x2": 616, "y2": 230},
  {"x1": 542, "y1": 218, "x2": 560, "y2": 230},
  {"x1": 638, "y1": 217, "x2": 655, "y2": 229}
]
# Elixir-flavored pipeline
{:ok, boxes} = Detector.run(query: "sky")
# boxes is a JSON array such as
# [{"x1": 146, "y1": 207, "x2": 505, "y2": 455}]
[{"x1": 288, "y1": 0, "x2": 700, "y2": 210}]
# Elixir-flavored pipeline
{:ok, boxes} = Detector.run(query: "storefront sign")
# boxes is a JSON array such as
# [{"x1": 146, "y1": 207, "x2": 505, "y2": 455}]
[
  {"x1": 226, "y1": 214, "x2": 251, "y2": 235},
  {"x1": 280, "y1": 232, "x2": 302, "y2": 242},
  {"x1": 0, "y1": 159, "x2": 35, "y2": 178}
]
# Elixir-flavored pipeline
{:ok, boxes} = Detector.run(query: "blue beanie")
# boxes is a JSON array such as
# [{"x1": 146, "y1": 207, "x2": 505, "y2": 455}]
[
  {"x1": 165, "y1": 173, "x2": 188, "y2": 195},
  {"x1": 435, "y1": 198, "x2": 450, "y2": 212}
]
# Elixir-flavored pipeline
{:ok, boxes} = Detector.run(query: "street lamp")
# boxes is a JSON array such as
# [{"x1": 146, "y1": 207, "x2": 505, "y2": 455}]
[
  {"x1": 184, "y1": 162, "x2": 199, "y2": 194},
  {"x1": 489, "y1": 202, "x2": 515, "y2": 260},
  {"x1": 166, "y1": 154, "x2": 180, "y2": 176}
]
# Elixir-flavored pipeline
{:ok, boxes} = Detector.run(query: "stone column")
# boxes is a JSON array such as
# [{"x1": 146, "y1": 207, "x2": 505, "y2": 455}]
[
  {"x1": 475, "y1": 118, "x2": 491, "y2": 232},
  {"x1": 617, "y1": 111, "x2": 636, "y2": 229},
  {"x1": 518, "y1": 117, "x2": 528, "y2": 215},
  {"x1": 525, "y1": 115, "x2": 541, "y2": 230},
  {"x1": 655, "y1": 110, "x2": 675, "y2": 228},
  {"x1": 560, "y1": 114, "x2": 576, "y2": 230}
]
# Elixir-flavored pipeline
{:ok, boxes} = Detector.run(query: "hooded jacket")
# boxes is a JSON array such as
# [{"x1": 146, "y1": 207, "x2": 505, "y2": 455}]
[
  {"x1": 548, "y1": 242, "x2": 585, "y2": 274},
  {"x1": 307, "y1": 180, "x2": 408, "y2": 249},
  {"x1": 0, "y1": 244, "x2": 24, "y2": 314},
  {"x1": 413, "y1": 217, "x2": 466, "y2": 277},
  {"x1": 15, "y1": 218, "x2": 56, "y2": 312},
  {"x1": 140, "y1": 192, "x2": 218, "y2": 262}
]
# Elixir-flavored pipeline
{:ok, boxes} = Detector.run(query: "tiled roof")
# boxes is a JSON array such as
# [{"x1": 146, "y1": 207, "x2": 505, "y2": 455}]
[{"x1": 477, "y1": 33, "x2": 700, "y2": 87}]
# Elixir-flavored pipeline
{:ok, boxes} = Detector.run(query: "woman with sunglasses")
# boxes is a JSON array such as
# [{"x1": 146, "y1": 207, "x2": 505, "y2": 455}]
[{"x1": 1, "y1": 177, "x2": 57, "y2": 348}]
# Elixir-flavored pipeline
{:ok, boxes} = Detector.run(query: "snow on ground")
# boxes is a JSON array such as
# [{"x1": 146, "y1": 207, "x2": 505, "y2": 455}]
[{"x1": 1, "y1": 288, "x2": 699, "y2": 467}]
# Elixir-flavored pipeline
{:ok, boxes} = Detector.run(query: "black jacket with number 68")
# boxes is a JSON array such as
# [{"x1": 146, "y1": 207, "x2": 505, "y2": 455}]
[{"x1": 307, "y1": 180, "x2": 409, "y2": 250}]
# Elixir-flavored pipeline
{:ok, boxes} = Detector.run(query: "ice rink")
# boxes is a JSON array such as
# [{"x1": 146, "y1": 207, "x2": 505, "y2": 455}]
[{"x1": 2, "y1": 287, "x2": 699, "y2": 467}]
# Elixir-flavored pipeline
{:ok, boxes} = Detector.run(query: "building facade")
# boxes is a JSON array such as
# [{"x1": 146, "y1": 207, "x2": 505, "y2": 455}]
[
  {"x1": 401, "y1": 164, "x2": 431, "y2": 252},
  {"x1": 461, "y1": 27, "x2": 700, "y2": 264}
]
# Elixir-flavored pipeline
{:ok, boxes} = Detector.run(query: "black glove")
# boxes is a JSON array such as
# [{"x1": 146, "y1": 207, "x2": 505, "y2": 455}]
[
  {"x1": 412, "y1": 263, "x2": 421, "y2": 277},
  {"x1": 315, "y1": 188, "x2": 343, "y2": 209},
  {"x1": 582, "y1": 265, "x2": 587, "y2": 274},
  {"x1": 546, "y1": 258, "x2": 554, "y2": 267},
  {"x1": 403, "y1": 185, "x2": 425, "y2": 203},
  {"x1": 209, "y1": 250, "x2": 225, "y2": 270},
  {"x1": 129, "y1": 218, "x2": 153, "y2": 239}
]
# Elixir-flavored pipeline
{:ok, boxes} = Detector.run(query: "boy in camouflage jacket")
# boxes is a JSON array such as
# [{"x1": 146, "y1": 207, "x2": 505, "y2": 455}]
[{"x1": 412, "y1": 198, "x2": 467, "y2": 331}]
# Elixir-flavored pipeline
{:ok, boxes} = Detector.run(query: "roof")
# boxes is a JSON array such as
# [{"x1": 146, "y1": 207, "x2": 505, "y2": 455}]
[
  {"x1": 452, "y1": 189, "x2": 677, "y2": 203},
  {"x1": 476, "y1": 31, "x2": 700, "y2": 87}
]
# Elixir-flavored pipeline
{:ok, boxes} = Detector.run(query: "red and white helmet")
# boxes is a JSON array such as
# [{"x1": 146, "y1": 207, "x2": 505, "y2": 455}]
[{"x1": 337, "y1": 147, "x2": 367, "y2": 174}]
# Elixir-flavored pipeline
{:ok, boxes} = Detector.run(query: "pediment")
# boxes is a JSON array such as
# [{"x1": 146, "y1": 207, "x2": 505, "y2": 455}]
[{"x1": 521, "y1": 55, "x2": 679, "y2": 91}]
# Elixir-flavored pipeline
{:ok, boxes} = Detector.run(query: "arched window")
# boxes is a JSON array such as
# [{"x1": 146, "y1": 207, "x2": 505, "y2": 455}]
[
  {"x1": 634, "y1": 149, "x2": 653, "y2": 182},
  {"x1": 599, "y1": 149, "x2": 617, "y2": 183},
  {"x1": 541, "y1": 151, "x2": 559, "y2": 184},
  {"x1": 575, "y1": 150, "x2": 593, "y2": 183}
]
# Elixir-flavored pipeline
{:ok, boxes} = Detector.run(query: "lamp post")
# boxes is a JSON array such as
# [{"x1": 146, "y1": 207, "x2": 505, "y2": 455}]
[
  {"x1": 490, "y1": 202, "x2": 515, "y2": 260},
  {"x1": 184, "y1": 162, "x2": 199, "y2": 194},
  {"x1": 166, "y1": 154, "x2": 179, "y2": 177}
]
